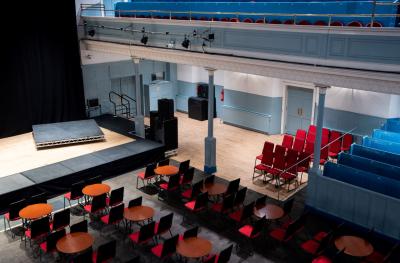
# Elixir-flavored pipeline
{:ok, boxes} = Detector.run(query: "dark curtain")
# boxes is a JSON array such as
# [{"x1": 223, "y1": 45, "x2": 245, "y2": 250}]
[{"x1": 0, "y1": 0, "x2": 86, "y2": 138}]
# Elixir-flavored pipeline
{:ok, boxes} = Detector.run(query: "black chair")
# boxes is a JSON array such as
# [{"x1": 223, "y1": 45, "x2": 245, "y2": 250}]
[
  {"x1": 216, "y1": 244, "x2": 234, "y2": 263},
  {"x1": 70, "y1": 220, "x2": 88, "y2": 233},
  {"x1": 73, "y1": 248, "x2": 93, "y2": 263},
  {"x1": 28, "y1": 192, "x2": 47, "y2": 205},
  {"x1": 228, "y1": 202, "x2": 254, "y2": 225},
  {"x1": 86, "y1": 175, "x2": 102, "y2": 185},
  {"x1": 181, "y1": 167, "x2": 195, "y2": 186},
  {"x1": 155, "y1": 213, "x2": 174, "y2": 238},
  {"x1": 136, "y1": 163, "x2": 157, "y2": 189},
  {"x1": 181, "y1": 180, "x2": 203, "y2": 200},
  {"x1": 39, "y1": 228, "x2": 66, "y2": 259},
  {"x1": 128, "y1": 196, "x2": 143, "y2": 208},
  {"x1": 255, "y1": 195, "x2": 267, "y2": 209},
  {"x1": 183, "y1": 192, "x2": 209, "y2": 224},
  {"x1": 4, "y1": 199, "x2": 26, "y2": 235},
  {"x1": 183, "y1": 226, "x2": 199, "y2": 239},
  {"x1": 151, "y1": 234, "x2": 179, "y2": 260},
  {"x1": 233, "y1": 187, "x2": 247, "y2": 208},
  {"x1": 86, "y1": 98, "x2": 102, "y2": 117},
  {"x1": 51, "y1": 208, "x2": 70, "y2": 231},
  {"x1": 64, "y1": 181, "x2": 84, "y2": 208},
  {"x1": 83, "y1": 193, "x2": 107, "y2": 219},
  {"x1": 107, "y1": 187, "x2": 124, "y2": 207},
  {"x1": 24, "y1": 216, "x2": 50, "y2": 247},
  {"x1": 212, "y1": 194, "x2": 235, "y2": 214},
  {"x1": 94, "y1": 239, "x2": 117, "y2": 263},
  {"x1": 178, "y1": 160, "x2": 190, "y2": 175},
  {"x1": 225, "y1": 178, "x2": 240, "y2": 196},
  {"x1": 158, "y1": 159, "x2": 170, "y2": 167},
  {"x1": 204, "y1": 175, "x2": 215, "y2": 185},
  {"x1": 101, "y1": 203, "x2": 124, "y2": 228},
  {"x1": 129, "y1": 221, "x2": 156, "y2": 246}
]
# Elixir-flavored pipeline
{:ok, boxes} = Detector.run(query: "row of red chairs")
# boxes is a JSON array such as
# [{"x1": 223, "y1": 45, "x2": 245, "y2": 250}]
[{"x1": 127, "y1": 15, "x2": 383, "y2": 27}]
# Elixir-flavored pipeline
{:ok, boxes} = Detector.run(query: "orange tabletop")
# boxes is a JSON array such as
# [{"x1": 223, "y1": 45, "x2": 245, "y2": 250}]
[
  {"x1": 19, "y1": 203, "x2": 53, "y2": 220},
  {"x1": 154, "y1": 165, "x2": 179, "y2": 176},
  {"x1": 201, "y1": 183, "x2": 227, "y2": 196},
  {"x1": 56, "y1": 232, "x2": 94, "y2": 254},
  {"x1": 335, "y1": 235, "x2": 374, "y2": 257},
  {"x1": 124, "y1": 205, "x2": 155, "y2": 222},
  {"x1": 177, "y1": 237, "x2": 212, "y2": 258},
  {"x1": 254, "y1": 204, "x2": 284, "y2": 220},
  {"x1": 82, "y1": 183, "x2": 110, "y2": 197}
]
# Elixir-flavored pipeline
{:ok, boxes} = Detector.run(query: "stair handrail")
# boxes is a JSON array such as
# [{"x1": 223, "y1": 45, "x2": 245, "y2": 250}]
[
  {"x1": 121, "y1": 93, "x2": 137, "y2": 116},
  {"x1": 109, "y1": 91, "x2": 131, "y2": 117}
]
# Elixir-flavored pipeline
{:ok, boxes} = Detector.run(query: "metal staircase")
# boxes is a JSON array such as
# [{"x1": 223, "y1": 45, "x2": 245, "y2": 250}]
[{"x1": 109, "y1": 91, "x2": 136, "y2": 119}]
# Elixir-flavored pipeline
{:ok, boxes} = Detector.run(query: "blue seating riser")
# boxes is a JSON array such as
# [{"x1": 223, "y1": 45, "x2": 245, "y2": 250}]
[
  {"x1": 350, "y1": 144, "x2": 400, "y2": 167},
  {"x1": 363, "y1": 136, "x2": 400, "y2": 155},
  {"x1": 373, "y1": 129, "x2": 400, "y2": 143}
]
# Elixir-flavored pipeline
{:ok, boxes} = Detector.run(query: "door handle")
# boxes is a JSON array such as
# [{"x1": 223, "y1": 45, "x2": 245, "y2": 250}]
[{"x1": 300, "y1": 108, "x2": 303, "y2": 116}]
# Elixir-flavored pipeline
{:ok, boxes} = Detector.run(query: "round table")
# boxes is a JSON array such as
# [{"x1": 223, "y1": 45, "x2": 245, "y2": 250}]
[
  {"x1": 334, "y1": 235, "x2": 374, "y2": 257},
  {"x1": 82, "y1": 183, "x2": 110, "y2": 197},
  {"x1": 56, "y1": 232, "x2": 94, "y2": 254},
  {"x1": 19, "y1": 203, "x2": 53, "y2": 220},
  {"x1": 201, "y1": 183, "x2": 227, "y2": 196},
  {"x1": 177, "y1": 237, "x2": 212, "y2": 258},
  {"x1": 154, "y1": 165, "x2": 179, "y2": 176},
  {"x1": 124, "y1": 205, "x2": 155, "y2": 222},
  {"x1": 253, "y1": 204, "x2": 284, "y2": 220}
]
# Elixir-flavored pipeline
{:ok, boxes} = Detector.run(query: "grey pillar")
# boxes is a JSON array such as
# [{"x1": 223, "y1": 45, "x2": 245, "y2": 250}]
[
  {"x1": 310, "y1": 85, "x2": 329, "y2": 174},
  {"x1": 133, "y1": 57, "x2": 145, "y2": 138},
  {"x1": 204, "y1": 68, "x2": 217, "y2": 174}
]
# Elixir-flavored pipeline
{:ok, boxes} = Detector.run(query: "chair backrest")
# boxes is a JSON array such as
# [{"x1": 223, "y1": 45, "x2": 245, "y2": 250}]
[
  {"x1": 8, "y1": 199, "x2": 26, "y2": 220},
  {"x1": 251, "y1": 217, "x2": 266, "y2": 237},
  {"x1": 273, "y1": 145, "x2": 286, "y2": 170},
  {"x1": 128, "y1": 196, "x2": 142, "y2": 208},
  {"x1": 217, "y1": 244, "x2": 234, "y2": 263},
  {"x1": 260, "y1": 150, "x2": 273, "y2": 166},
  {"x1": 295, "y1": 129, "x2": 307, "y2": 140},
  {"x1": 52, "y1": 208, "x2": 70, "y2": 231},
  {"x1": 308, "y1": 125, "x2": 316, "y2": 134},
  {"x1": 306, "y1": 132, "x2": 316, "y2": 143},
  {"x1": 292, "y1": 138, "x2": 305, "y2": 152},
  {"x1": 70, "y1": 181, "x2": 84, "y2": 199},
  {"x1": 322, "y1": 128, "x2": 330, "y2": 138},
  {"x1": 329, "y1": 130, "x2": 342, "y2": 142},
  {"x1": 30, "y1": 216, "x2": 50, "y2": 238},
  {"x1": 255, "y1": 195, "x2": 266, "y2": 209},
  {"x1": 182, "y1": 167, "x2": 195, "y2": 185},
  {"x1": 203, "y1": 255, "x2": 216, "y2": 263},
  {"x1": 204, "y1": 175, "x2": 215, "y2": 185},
  {"x1": 304, "y1": 141, "x2": 314, "y2": 155},
  {"x1": 167, "y1": 174, "x2": 181, "y2": 190},
  {"x1": 285, "y1": 149, "x2": 299, "y2": 174},
  {"x1": 108, "y1": 203, "x2": 124, "y2": 224},
  {"x1": 28, "y1": 192, "x2": 47, "y2": 205},
  {"x1": 342, "y1": 133, "x2": 353, "y2": 150},
  {"x1": 241, "y1": 202, "x2": 255, "y2": 221},
  {"x1": 183, "y1": 226, "x2": 199, "y2": 239},
  {"x1": 282, "y1": 134, "x2": 294, "y2": 149},
  {"x1": 46, "y1": 228, "x2": 66, "y2": 252},
  {"x1": 139, "y1": 221, "x2": 155, "y2": 243},
  {"x1": 144, "y1": 163, "x2": 156, "y2": 178},
  {"x1": 283, "y1": 198, "x2": 295, "y2": 215},
  {"x1": 161, "y1": 235, "x2": 179, "y2": 258},
  {"x1": 220, "y1": 194, "x2": 235, "y2": 212},
  {"x1": 70, "y1": 220, "x2": 88, "y2": 233},
  {"x1": 329, "y1": 138, "x2": 341, "y2": 154},
  {"x1": 320, "y1": 144, "x2": 329, "y2": 161},
  {"x1": 194, "y1": 192, "x2": 208, "y2": 210},
  {"x1": 233, "y1": 187, "x2": 247, "y2": 207},
  {"x1": 261, "y1": 141, "x2": 274, "y2": 154},
  {"x1": 226, "y1": 178, "x2": 240, "y2": 196},
  {"x1": 322, "y1": 135, "x2": 329, "y2": 146},
  {"x1": 91, "y1": 193, "x2": 107, "y2": 212},
  {"x1": 156, "y1": 213, "x2": 174, "y2": 235},
  {"x1": 158, "y1": 159, "x2": 170, "y2": 166},
  {"x1": 285, "y1": 212, "x2": 308, "y2": 239},
  {"x1": 179, "y1": 160, "x2": 190, "y2": 174},
  {"x1": 297, "y1": 151, "x2": 311, "y2": 170},
  {"x1": 73, "y1": 247, "x2": 93, "y2": 263},
  {"x1": 109, "y1": 187, "x2": 124, "y2": 207},
  {"x1": 190, "y1": 180, "x2": 203, "y2": 199},
  {"x1": 96, "y1": 239, "x2": 117, "y2": 263},
  {"x1": 316, "y1": 231, "x2": 334, "y2": 255}
]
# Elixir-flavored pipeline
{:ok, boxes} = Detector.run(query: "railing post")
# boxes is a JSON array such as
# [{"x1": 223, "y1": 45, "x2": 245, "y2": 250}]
[
  {"x1": 169, "y1": 11, "x2": 172, "y2": 20},
  {"x1": 328, "y1": 16, "x2": 332, "y2": 26},
  {"x1": 189, "y1": 11, "x2": 192, "y2": 21},
  {"x1": 293, "y1": 14, "x2": 297, "y2": 25},
  {"x1": 371, "y1": 0, "x2": 377, "y2": 27}
]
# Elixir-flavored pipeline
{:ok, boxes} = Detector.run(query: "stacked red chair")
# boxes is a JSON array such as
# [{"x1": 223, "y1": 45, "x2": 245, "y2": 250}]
[
  {"x1": 281, "y1": 134, "x2": 294, "y2": 149},
  {"x1": 254, "y1": 141, "x2": 274, "y2": 165}
]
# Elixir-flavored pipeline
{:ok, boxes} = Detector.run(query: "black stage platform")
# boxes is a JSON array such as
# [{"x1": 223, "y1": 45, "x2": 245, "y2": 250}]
[
  {"x1": 0, "y1": 115, "x2": 164, "y2": 213},
  {"x1": 32, "y1": 119, "x2": 105, "y2": 148}
]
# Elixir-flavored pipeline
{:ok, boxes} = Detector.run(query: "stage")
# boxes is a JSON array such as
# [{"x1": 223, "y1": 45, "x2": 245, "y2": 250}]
[{"x1": 0, "y1": 115, "x2": 165, "y2": 212}]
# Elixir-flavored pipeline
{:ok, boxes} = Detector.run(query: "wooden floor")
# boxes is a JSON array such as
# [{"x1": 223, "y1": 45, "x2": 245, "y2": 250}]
[
  {"x1": 0, "y1": 128, "x2": 134, "y2": 178},
  {"x1": 172, "y1": 112, "x2": 308, "y2": 201}
]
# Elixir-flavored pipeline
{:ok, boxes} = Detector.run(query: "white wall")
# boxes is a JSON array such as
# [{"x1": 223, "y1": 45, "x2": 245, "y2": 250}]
[
  {"x1": 177, "y1": 64, "x2": 224, "y2": 86},
  {"x1": 325, "y1": 87, "x2": 399, "y2": 118}
]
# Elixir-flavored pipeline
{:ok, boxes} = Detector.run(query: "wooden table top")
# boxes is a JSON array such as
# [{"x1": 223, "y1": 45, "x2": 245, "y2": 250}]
[
  {"x1": 19, "y1": 203, "x2": 53, "y2": 220},
  {"x1": 124, "y1": 205, "x2": 155, "y2": 222},
  {"x1": 154, "y1": 165, "x2": 179, "y2": 176},
  {"x1": 201, "y1": 183, "x2": 227, "y2": 196},
  {"x1": 253, "y1": 204, "x2": 284, "y2": 220},
  {"x1": 334, "y1": 235, "x2": 374, "y2": 257},
  {"x1": 177, "y1": 237, "x2": 212, "y2": 258},
  {"x1": 56, "y1": 232, "x2": 94, "y2": 254},
  {"x1": 82, "y1": 183, "x2": 110, "y2": 197}
]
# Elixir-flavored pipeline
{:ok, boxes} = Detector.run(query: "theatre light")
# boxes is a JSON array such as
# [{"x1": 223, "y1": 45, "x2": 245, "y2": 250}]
[
  {"x1": 88, "y1": 29, "x2": 96, "y2": 37},
  {"x1": 141, "y1": 35, "x2": 148, "y2": 45},
  {"x1": 181, "y1": 35, "x2": 190, "y2": 49}
]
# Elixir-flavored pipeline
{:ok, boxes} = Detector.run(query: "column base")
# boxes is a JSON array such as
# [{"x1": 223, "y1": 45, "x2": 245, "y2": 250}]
[
  {"x1": 204, "y1": 165, "x2": 217, "y2": 174},
  {"x1": 204, "y1": 137, "x2": 216, "y2": 174}
]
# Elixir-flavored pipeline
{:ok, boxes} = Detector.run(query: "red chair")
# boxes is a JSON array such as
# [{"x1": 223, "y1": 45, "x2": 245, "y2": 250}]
[
  {"x1": 284, "y1": 19, "x2": 294, "y2": 25},
  {"x1": 243, "y1": 18, "x2": 253, "y2": 23},
  {"x1": 281, "y1": 134, "x2": 294, "y2": 149},
  {"x1": 322, "y1": 128, "x2": 330, "y2": 139},
  {"x1": 180, "y1": 167, "x2": 194, "y2": 186},
  {"x1": 129, "y1": 221, "x2": 156, "y2": 247},
  {"x1": 307, "y1": 132, "x2": 316, "y2": 143},
  {"x1": 181, "y1": 180, "x2": 202, "y2": 200},
  {"x1": 154, "y1": 213, "x2": 174, "y2": 239},
  {"x1": 228, "y1": 202, "x2": 254, "y2": 225},
  {"x1": 330, "y1": 21, "x2": 344, "y2": 26},
  {"x1": 295, "y1": 129, "x2": 307, "y2": 140},
  {"x1": 83, "y1": 193, "x2": 107, "y2": 220},
  {"x1": 136, "y1": 163, "x2": 157, "y2": 189},
  {"x1": 300, "y1": 230, "x2": 333, "y2": 256},
  {"x1": 269, "y1": 213, "x2": 307, "y2": 243},
  {"x1": 233, "y1": 187, "x2": 247, "y2": 208},
  {"x1": 106, "y1": 187, "x2": 124, "y2": 207},
  {"x1": 203, "y1": 244, "x2": 233, "y2": 263},
  {"x1": 297, "y1": 151, "x2": 311, "y2": 183},
  {"x1": 304, "y1": 140, "x2": 315, "y2": 156},
  {"x1": 221, "y1": 18, "x2": 229, "y2": 22},
  {"x1": 238, "y1": 216, "x2": 266, "y2": 239},
  {"x1": 319, "y1": 144, "x2": 329, "y2": 165},
  {"x1": 230, "y1": 18, "x2": 239, "y2": 22},
  {"x1": 64, "y1": 182, "x2": 84, "y2": 208},
  {"x1": 100, "y1": 203, "x2": 124, "y2": 228},
  {"x1": 279, "y1": 149, "x2": 299, "y2": 191},
  {"x1": 151, "y1": 235, "x2": 179, "y2": 261},
  {"x1": 158, "y1": 173, "x2": 180, "y2": 192},
  {"x1": 270, "y1": 19, "x2": 281, "y2": 24},
  {"x1": 314, "y1": 20, "x2": 327, "y2": 26},
  {"x1": 322, "y1": 134, "x2": 329, "y2": 146},
  {"x1": 308, "y1": 125, "x2": 317, "y2": 134},
  {"x1": 255, "y1": 18, "x2": 265, "y2": 23},
  {"x1": 255, "y1": 141, "x2": 274, "y2": 165},
  {"x1": 265, "y1": 145, "x2": 286, "y2": 182},
  {"x1": 253, "y1": 151, "x2": 273, "y2": 181},
  {"x1": 341, "y1": 133, "x2": 353, "y2": 152},
  {"x1": 50, "y1": 208, "x2": 70, "y2": 231},
  {"x1": 183, "y1": 192, "x2": 209, "y2": 223},
  {"x1": 366, "y1": 21, "x2": 383, "y2": 27},
  {"x1": 347, "y1": 21, "x2": 363, "y2": 27},
  {"x1": 292, "y1": 138, "x2": 305, "y2": 152},
  {"x1": 4, "y1": 199, "x2": 26, "y2": 236},
  {"x1": 212, "y1": 194, "x2": 235, "y2": 215},
  {"x1": 328, "y1": 130, "x2": 342, "y2": 159},
  {"x1": 298, "y1": 20, "x2": 311, "y2": 25},
  {"x1": 211, "y1": 17, "x2": 220, "y2": 21},
  {"x1": 39, "y1": 228, "x2": 66, "y2": 260},
  {"x1": 24, "y1": 216, "x2": 50, "y2": 247}
]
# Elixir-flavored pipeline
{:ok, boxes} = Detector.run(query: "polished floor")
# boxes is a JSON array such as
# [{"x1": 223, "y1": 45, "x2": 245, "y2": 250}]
[{"x1": 171, "y1": 112, "x2": 308, "y2": 200}]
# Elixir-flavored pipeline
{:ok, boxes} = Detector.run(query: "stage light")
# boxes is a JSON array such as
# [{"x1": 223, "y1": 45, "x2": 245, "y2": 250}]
[
  {"x1": 88, "y1": 29, "x2": 96, "y2": 37},
  {"x1": 181, "y1": 36, "x2": 190, "y2": 49},
  {"x1": 141, "y1": 35, "x2": 148, "y2": 45}
]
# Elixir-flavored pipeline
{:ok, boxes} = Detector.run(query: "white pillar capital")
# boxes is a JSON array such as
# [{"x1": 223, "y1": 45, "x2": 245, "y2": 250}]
[
  {"x1": 204, "y1": 67, "x2": 217, "y2": 75},
  {"x1": 132, "y1": 57, "x2": 141, "y2": 64},
  {"x1": 314, "y1": 84, "x2": 330, "y2": 94}
]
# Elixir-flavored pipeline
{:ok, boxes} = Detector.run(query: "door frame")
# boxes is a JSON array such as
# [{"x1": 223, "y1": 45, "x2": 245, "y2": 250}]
[{"x1": 280, "y1": 80, "x2": 318, "y2": 134}]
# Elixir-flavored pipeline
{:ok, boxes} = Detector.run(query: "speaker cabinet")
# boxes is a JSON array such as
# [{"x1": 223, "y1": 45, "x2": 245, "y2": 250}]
[
  {"x1": 154, "y1": 117, "x2": 178, "y2": 151},
  {"x1": 158, "y1": 99, "x2": 174, "y2": 121}
]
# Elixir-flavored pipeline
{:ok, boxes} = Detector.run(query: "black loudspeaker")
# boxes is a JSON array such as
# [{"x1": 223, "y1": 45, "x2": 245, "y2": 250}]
[
  {"x1": 149, "y1": 111, "x2": 159, "y2": 140},
  {"x1": 188, "y1": 97, "x2": 208, "y2": 121},
  {"x1": 197, "y1": 83, "x2": 208, "y2": 98},
  {"x1": 158, "y1": 99, "x2": 174, "y2": 121},
  {"x1": 154, "y1": 117, "x2": 178, "y2": 151}
]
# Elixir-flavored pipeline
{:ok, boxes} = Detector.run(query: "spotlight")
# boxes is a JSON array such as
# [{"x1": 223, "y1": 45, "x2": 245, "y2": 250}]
[
  {"x1": 141, "y1": 35, "x2": 148, "y2": 45},
  {"x1": 208, "y1": 33, "x2": 215, "y2": 40},
  {"x1": 181, "y1": 36, "x2": 190, "y2": 49},
  {"x1": 141, "y1": 27, "x2": 145, "y2": 33},
  {"x1": 88, "y1": 29, "x2": 96, "y2": 37},
  {"x1": 193, "y1": 30, "x2": 197, "y2": 36}
]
